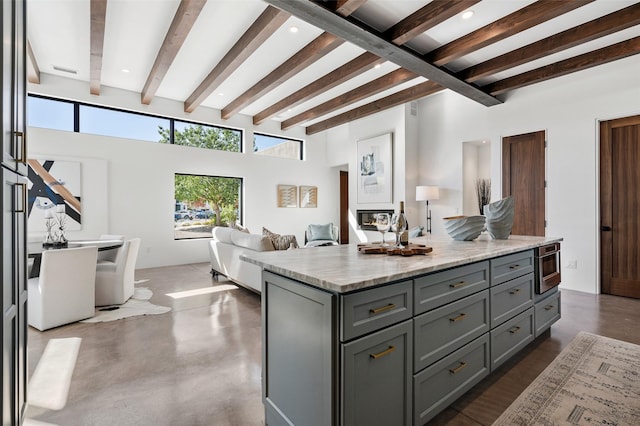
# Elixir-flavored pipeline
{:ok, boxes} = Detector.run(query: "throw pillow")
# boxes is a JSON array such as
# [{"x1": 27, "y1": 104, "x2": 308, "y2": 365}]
[
  {"x1": 308, "y1": 223, "x2": 334, "y2": 241},
  {"x1": 263, "y1": 227, "x2": 299, "y2": 250}
]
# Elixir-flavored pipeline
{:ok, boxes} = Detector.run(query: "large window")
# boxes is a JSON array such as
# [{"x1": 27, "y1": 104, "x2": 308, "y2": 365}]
[
  {"x1": 27, "y1": 96, "x2": 74, "y2": 131},
  {"x1": 26, "y1": 94, "x2": 243, "y2": 153},
  {"x1": 174, "y1": 173, "x2": 243, "y2": 240},
  {"x1": 80, "y1": 105, "x2": 170, "y2": 142},
  {"x1": 254, "y1": 132, "x2": 303, "y2": 160}
]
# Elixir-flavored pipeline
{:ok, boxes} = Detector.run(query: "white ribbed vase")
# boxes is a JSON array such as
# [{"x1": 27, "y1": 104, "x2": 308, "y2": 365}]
[
  {"x1": 442, "y1": 215, "x2": 486, "y2": 241},
  {"x1": 484, "y1": 197, "x2": 515, "y2": 239}
]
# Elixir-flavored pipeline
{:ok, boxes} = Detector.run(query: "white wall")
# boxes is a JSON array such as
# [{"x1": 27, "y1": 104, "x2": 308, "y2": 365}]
[
  {"x1": 326, "y1": 105, "x2": 420, "y2": 243},
  {"x1": 417, "y1": 54, "x2": 640, "y2": 294},
  {"x1": 28, "y1": 76, "x2": 338, "y2": 269}
]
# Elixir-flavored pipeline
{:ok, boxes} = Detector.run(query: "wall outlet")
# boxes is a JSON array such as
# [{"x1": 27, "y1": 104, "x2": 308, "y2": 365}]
[{"x1": 567, "y1": 260, "x2": 577, "y2": 269}]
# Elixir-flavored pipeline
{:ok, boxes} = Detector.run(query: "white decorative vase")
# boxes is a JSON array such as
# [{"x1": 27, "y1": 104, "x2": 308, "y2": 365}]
[
  {"x1": 442, "y1": 215, "x2": 486, "y2": 241},
  {"x1": 484, "y1": 197, "x2": 515, "y2": 239}
]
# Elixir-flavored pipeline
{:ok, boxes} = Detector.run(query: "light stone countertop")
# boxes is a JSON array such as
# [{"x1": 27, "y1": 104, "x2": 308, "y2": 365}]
[{"x1": 240, "y1": 235, "x2": 562, "y2": 293}]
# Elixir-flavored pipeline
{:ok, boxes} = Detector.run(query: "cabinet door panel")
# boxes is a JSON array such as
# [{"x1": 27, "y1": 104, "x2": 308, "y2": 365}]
[
  {"x1": 342, "y1": 320, "x2": 412, "y2": 426},
  {"x1": 490, "y1": 272, "x2": 534, "y2": 327}
]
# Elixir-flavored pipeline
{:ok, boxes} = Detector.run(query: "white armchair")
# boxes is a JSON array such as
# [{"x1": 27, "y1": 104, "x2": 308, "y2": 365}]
[
  {"x1": 28, "y1": 246, "x2": 98, "y2": 331},
  {"x1": 95, "y1": 238, "x2": 140, "y2": 306}
]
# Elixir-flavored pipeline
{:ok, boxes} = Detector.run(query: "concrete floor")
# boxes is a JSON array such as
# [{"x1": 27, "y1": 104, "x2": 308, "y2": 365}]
[{"x1": 25, "y1": 262, "x2": 640, "y2": 426}]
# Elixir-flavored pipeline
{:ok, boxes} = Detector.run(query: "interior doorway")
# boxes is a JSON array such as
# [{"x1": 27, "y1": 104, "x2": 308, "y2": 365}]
[
  {"x1": 339, "y1": 170, "x2": 349, "y2": 244},
  {"x1": 600, "y1": 115, "x2": 640, "y2": 298},
  {"x1": 502, "y1": 130, "x2": 546, "y2": 236}
]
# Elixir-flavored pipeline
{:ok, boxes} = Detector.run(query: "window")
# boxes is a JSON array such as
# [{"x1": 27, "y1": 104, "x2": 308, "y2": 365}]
[
  {"x1": 27, "y1": 96, "x2": 74, "y2": 131},
  {"x1": 79, "y1": 105, "x2": 170, "y2": 142},
  {"x1": 254, "y1": 132, "x2": 303, "y2": 160},
  {"x1": 168, "y1": 121, "x2": 241, "y2": 152},
  {"x1": 174, "y1": 173, "x2": 243, "y2": 240}
]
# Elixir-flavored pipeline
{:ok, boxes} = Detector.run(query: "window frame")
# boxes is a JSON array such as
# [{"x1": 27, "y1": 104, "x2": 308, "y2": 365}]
[{"x1": 253, "y1": 131, "x2": 304, "y2": 160}]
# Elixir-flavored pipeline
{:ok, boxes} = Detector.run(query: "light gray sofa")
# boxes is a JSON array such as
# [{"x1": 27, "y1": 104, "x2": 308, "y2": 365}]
[{"x1": 208, "y1": 227, "x2": 275, "y2": 293}]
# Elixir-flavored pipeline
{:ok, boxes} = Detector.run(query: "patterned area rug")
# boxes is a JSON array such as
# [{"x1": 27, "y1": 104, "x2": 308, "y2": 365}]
[
  {"x1": 493, "y1": 331, "x2": 640, "y2": 425},
  {"x1": 81, "y1": 286, "x2": 171, "y2": 323}
]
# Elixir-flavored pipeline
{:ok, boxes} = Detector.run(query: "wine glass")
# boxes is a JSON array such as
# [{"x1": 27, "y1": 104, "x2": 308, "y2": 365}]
[
  {"x1": 391, "y1": 213, "x2": 407, "y2": 247},
  {"x1": 375, "y1": 213, "x2": 391, "y2": 246}
]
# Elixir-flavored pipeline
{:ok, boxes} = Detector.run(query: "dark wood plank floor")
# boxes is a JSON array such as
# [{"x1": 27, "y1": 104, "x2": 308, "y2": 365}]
[{"x1": 25, "y1": 262, "x2": 640, "y2": 426}]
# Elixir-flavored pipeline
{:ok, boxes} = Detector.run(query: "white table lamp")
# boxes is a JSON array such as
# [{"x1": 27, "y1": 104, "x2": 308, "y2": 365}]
[{"x1": 416, "y1": 185, "x2": 440, "y2": 233}]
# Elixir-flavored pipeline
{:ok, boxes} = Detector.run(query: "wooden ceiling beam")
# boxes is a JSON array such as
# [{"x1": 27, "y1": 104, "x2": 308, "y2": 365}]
[
  {"x1": 27, "y1": 40, "x2": 40, "y2": 84},
  {"x1": 221, "y1": 31, "x2": 344, "y2": 119},
  {"x1": 333, "y1": 0, "x2": 368, "y2": 16},
  {"x1": 281, "y1": 68, "x2": 418, "y2": 130},
  {"x1": 253, "y1": 52, "x2": 383, "y2": 125},
  {"x1": 485, "y1": 36, "x2": 640, "y2": 96},
  {"x1": 254, "y1": 0, "x2": 468, "y2": 125},
  {"x1": 90, "y1": 0, "x2": 107, "y2": 95},
  {"x1": 263, "y1": 0, "x2": 500, "y2": 107},
  {"x1": 428, "y1": 0, "x2": 594, "y2": 66},
  {"x1": 461, "y1": 2, "x2": 640, "y2": 82},
  {"x1": 305, "y1": 81, "x2": 443, "y2": 135},
  {"x1": 384, "y1": 0, "x2": 480, "y2": 46},
  {"x1": 141, "y1": 0, "x2": 206, "y2": 105},
  {"x1": 184, "y1": 6, "x2": 290, "y2": 113}
]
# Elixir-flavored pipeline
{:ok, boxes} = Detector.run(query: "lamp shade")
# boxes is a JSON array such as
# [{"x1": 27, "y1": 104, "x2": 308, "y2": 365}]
[{"x1": 416, "y1": 185, "x2": 439, "y2": 201}]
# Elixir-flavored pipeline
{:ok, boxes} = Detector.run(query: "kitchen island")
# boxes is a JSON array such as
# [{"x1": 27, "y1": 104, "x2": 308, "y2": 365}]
[{"x1": 241, "y1": 235, "x2": 563, "y2": 426}]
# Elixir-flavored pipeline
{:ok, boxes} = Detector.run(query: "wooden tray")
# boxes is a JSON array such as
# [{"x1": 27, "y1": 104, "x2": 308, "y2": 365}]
[{"x1": 357, "y1": 242, "x2": 433, "y2": 256}]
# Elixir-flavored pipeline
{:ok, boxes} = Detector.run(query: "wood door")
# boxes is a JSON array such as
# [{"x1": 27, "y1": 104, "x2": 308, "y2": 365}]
[
  {"x1": 502, "y1": 131, "x2": 546, "y2": 236},
  {"x1": 339, "y1": 170, "x2": 349, "y2": 244},
  {"x1": 600, "y1": 115, "x2": 640, "y2": 298}
]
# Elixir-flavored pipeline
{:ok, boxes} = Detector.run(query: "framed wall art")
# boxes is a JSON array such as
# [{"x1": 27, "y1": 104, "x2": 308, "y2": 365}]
[
  {"x1": 299, "y1": 186, "x2": 317, "y2": 208},
  {"x1": 277, "y1": 184, "x2": 297, "y2": 208},
  {"x1": 357, "y1": 133, "x2": 393, "y2": 204}
]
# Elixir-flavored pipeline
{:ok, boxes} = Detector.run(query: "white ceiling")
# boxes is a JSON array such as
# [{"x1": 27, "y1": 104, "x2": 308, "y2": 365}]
[{"x1": 27, "y1": 0, "x2": 640, "y2": 129}]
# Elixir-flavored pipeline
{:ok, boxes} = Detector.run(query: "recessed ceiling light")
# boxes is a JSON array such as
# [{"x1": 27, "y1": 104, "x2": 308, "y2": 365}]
[
  {"x1": 462, "y1": 10, "x2": 474, "y2": 20},
  {"x1": 289, "y1": 26, "x2": 299, "y2": 33},
  {"x1": 374, "y1": 64, "x2": 381, "y2": 69},
  {"x1": 121, "y1": 68, "x2": 130, "y2": 73}
]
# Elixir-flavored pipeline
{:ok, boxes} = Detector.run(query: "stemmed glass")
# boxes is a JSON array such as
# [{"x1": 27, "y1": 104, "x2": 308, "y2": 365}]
[
  {"x1": 391, "y1": 213, "x2": 407, "y2": 248},
  {"x1": 375, "y1": 213, "x2": 391, "y2": 246}
]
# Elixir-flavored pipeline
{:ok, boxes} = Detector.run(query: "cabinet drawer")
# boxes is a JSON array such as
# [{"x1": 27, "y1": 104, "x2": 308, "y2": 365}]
[
  {"x1": 535, "y1": 290, "x2": 561, "y2": 337},
  {"x1": 341, "y1": 280, "x2": 413, "y2": 341},
  {"x1": 490, "y1": 273, "x2": 534, "y2": 327},
  {"x1": 413, "y1": 334, "x2": 490, "y2": 426},
  {"x1": 490, "y1": 307, "x2": 534, "y2": 371},
  {"x1": 414, "y1": 261, "x2": 489, "y2": 315},
  {"x1": 490, "y1": 250, "x2": 534, "y2": 286},
  {"x1": 342, "y1": 320, "x2": 412, "y2": 426},
  {"x1": 414, "y1": 290, "x2": 489, "y2": 372}
]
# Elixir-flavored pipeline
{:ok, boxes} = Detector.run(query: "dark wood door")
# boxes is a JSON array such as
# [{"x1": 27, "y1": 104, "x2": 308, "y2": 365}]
[
  {"x1": 502, "y1": 131, "x2": 546, "y2": 236},
  {"x1": 339, "y1": 170, "x2": 349, "y2": 244},
  {"x1": 600, "y1": 115, "x2": 640, "y2": 298}
]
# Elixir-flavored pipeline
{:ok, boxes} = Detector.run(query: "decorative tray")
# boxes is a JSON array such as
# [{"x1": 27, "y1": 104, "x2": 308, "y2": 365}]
[{"x1": 357, "y1": 242, "x2": 433, "y2": 256}]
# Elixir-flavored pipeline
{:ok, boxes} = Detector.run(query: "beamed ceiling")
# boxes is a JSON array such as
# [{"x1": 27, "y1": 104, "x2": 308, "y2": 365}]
[{"x1": 27, "y1": 0, "x2": 640, "y2": 135}]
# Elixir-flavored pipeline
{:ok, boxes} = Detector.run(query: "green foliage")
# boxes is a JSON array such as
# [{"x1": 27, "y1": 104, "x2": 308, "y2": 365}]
[
  {"x1": 158, "y1": 124, "x2": 240, "y2": 152},
  {"x1": 174, "y1": 174, "x2": 241, "y2": 226},
  {"x1": 220, "y1": 204, "x2": 238, "y2": 225}
]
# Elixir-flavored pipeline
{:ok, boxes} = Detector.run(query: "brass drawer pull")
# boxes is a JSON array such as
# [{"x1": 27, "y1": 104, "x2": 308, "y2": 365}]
[
  {"x1": 509, "y1": 326, "x2": 521, "y2": 334},
  {"x1": 544, "y1": 304, "x2": 555, "y2": 311},
  {"x1": 509, "y1": 264, "x2": 521, "y2": 269},
  {"x1": 370, "y1": 303, "x2": 396, "y2": 314},
  {"x1": 509, "y1": 288, "x2": 521, "y2": 295},
  {"x1": 449, "y1": 361, "x2": 467, "y2": 374},
  {"x1": 449, "y1": 313, "x2": 467, "y2": 322},
  {"x1": 370, "y1": 345, "x2": 396, "y2": 360},
  {"x1": 15, "y1": 131, "x2": 26, "y2": 164},
  {"x1": 449, "y1": 281, "x2": 466, "y2": 289}
]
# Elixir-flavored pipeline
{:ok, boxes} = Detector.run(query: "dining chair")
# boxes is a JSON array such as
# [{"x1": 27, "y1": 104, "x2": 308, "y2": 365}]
[
  {"x1": 95, "y1": 238, "x2": 141, "y2": 306},
  {"x1": 28, "y1": 246, "x2": 98, "y2": 331},
  {"x1": 97, "y1": 234, "x2": 124, "y2": 263}
]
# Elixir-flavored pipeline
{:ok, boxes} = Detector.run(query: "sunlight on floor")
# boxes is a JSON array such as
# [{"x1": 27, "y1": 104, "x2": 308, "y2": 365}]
[{"x1": 166, "y1": 284, "x2": 238, "y2": 299}]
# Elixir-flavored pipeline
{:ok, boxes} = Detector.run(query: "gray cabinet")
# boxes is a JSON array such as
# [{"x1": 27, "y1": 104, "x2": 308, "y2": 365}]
[
  {"x1": 262, "y1": 247, "x2": 560, "y2": 426},
  {"x1": 342, "y1": 320, "x2": 412, "y2": 426},
  {"x1": 2, "y1": 1, "x2": 27, "y2": 425}
]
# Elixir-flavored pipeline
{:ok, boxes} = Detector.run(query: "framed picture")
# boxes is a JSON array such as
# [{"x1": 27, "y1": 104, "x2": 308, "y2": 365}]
[
  {"x1": 357, "y1": 133, "x2": 393, "y2": 203},
  {"x1": 299, "y1": 186, "x2": 317, "y2": 208},
  {"x1": 277, "y1": 184, "x2": 297, "y2": 208}
]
